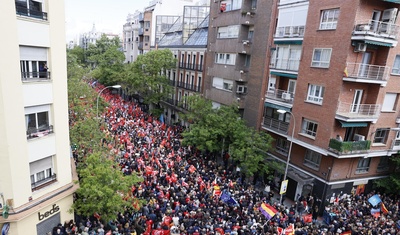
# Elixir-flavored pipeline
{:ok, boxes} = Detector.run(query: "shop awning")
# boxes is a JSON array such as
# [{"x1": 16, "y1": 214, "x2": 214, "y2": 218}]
[
  {"x1": 270, "y1": 71, "x2": 297, "y2": 79},
  {"x1": 264, "y1": 102, "x2": 291, "y2": 112},
  {"x1": 339, "y1": 121, "x2": 368, "y2": 128},
  {"x1": 274, "y1": 40, "x2": 303, "y2": 45},
  {"x1": 382, "y1": 0, "x2": 400, "y2": 4},
  {"x1": 364, "y1": 40, "x2": 393, "y2": 47}
]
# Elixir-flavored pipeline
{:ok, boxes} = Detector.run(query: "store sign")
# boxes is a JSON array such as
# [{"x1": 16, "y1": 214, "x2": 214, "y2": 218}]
[{"x1": 38, "y1": 204, "x2": 59, "y2": 221}]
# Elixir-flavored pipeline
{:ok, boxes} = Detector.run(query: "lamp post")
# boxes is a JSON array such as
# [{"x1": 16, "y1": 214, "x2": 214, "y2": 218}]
[
  {"x1": 96, "y1": 85, "x2": 121, "y2": 119},
  {"x1": 277, "y1": 109, "x2": 295, "y2": 204}
]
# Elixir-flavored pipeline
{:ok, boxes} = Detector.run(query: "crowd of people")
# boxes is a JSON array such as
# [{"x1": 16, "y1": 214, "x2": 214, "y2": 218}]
[{"x1": 63, "y1": 83, "x2": 400, "y2": 235}]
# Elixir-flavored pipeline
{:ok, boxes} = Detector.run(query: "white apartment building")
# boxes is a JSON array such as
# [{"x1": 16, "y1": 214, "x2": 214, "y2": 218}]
[
  {"x1": 123, "y1": 11, "x2": 141, "y2": 63},
  {"x1": 0, "y1": 0, "x2": 76, "y2": 234}
]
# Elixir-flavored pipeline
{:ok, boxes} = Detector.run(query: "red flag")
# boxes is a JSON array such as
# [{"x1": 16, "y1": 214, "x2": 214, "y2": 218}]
[
  {"x1": 181, "y1": 180, "x2": 189, "y2": 188},
  {"x1": 285, "y1": 224, "x2": 294, "y2": 235},
  {"x1": 188, "y1": 165, "x2": 196, "y2": 173},
  {"x1": 200, "y1": 181, "x2": 206, "y2": 191}
]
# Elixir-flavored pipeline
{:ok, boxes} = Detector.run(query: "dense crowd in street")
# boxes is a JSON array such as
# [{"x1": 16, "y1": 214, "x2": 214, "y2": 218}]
[{"x1": 62, "y1": 83, "x2": 400, "y2": 235}]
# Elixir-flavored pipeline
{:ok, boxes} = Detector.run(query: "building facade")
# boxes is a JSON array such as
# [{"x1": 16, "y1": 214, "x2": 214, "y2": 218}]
[
  {"x1": 263, "y1": 0, "x2": 400, "y2": 205},
  {"x1": 123, "y1": 12, "x2": 141, "y2": 64},
  {"x1": 1, "y1": 0, "x2": 76, "y2": 234},
  {"x1": 205, "y1": 0, "x2": 275, "y2": 127}
]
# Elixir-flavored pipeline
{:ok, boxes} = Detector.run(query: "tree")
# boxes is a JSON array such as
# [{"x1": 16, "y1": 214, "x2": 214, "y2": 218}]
[
  {"x1": 374, "y1": 156, "x2": 400, "y2": 193},
  {"x1": 71, "y1": 153, "x2": 143, "y2": 222},
  {"x1": 87, "y1": 35, "x2": 125, "y2": 86},
  {"x1": 123, "y1": 49, "x2": 176, "y2": 114},
  {"x1": 181, "y1": 95, "x2": 276, "y2": 176}
]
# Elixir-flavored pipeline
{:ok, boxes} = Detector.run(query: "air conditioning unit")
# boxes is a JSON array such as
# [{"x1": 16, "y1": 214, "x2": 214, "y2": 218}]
[
  {"x1": 236, "y1": 85, "x2": 247, "y2": 94},
  {"x1": 242, "y1": 50, "x2": 247, "y2": 54},
  {"x1": 353, "y1": 134, "x2": 365, "y2": 141},
  {"x1": 282, "y1": 92, "x2": 292, "y2": 101},
  {"x1": 245, "y1": 21, "x2": 250, "y2": 24},
  {"x1": 243, "y1": 40, "x2": 249, "y2": 45},
  {"x1": 354, "y1": 43, "x2": 367, "y2": 52},
  {"x1": 240, "y1": 70, "x2": 244, "y2": 74},
  {"x1": 246, "y1": 12, "x2": 251, "y2": 16}
]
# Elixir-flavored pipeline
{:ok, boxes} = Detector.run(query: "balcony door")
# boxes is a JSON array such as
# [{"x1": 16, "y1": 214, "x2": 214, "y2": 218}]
[
  {"x1": 351, "y1": 89, "x2": 363, "y2": 113},
  {"x1": 372, "y1": 10, "x2": 381, "y2": 32},
  {"x1": 358, "y1": 52, "x2": 371, "y2": 78}
]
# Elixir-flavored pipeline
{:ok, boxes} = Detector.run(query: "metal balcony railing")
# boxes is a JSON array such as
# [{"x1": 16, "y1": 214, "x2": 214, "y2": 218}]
[
  {"x1": 353, "y1": 20, "x2": 399, "y2": 39},
  {"x1": 265, "y1": 89, "x2": 294, "y2": 104},
  {"x1": 336, "y1": 102, "x2": 380, "y2": 119},
  {"x1": 176, "y1": 81, "x2": 201, "y2": 92},
  {"x1": 21, "y1": 72, "x2": 51, "y2": 81},
  {"x1": 262, "y1": 116, "x2": 289, "y2": 133},
  {"x1": 31, "y1": 174, "x2": 57, "y2": 191},
  {"x1": 329, "y1": 138, "x2": 371, "y2": 154},
  {"x1": 275, "y1": 25, "x2": 305, "y2": 38},
  {"x1": 270, "y1": 58, "x2": 300, "y2": 71},
  {"x1": 15, "y1": 5, "x2": 48, "y2": 20},
  {"x1": 345, "y1": 63, "x2": 389, "y2": 81},
  {"x1": 27, "y1": 125, "x2": 53, "y2": 139},
  {"x1": 164, "y1": 98, "x2": 189, "y2": 110},
  {"x1": 178, "y1": 63, "x2": 203, "y2": 71}
]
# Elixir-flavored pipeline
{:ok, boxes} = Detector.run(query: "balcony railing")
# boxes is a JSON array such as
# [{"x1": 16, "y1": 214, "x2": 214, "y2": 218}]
[
  {"x1": 138, "y1": 28, "x2": 144, "y2": 35},
  {"x1": 21, "y1": 72, "x2": 51, "y2": 81},
  {"x1": 270, "y1": 58, "x2": 300, "y2": 71},
  {"x1": 353, "y1": 20, "x2": 399, "y2": 39},
  {"x1": 178, "y1": 63, "x2": 203, "y2": 71},
  {"x1": 176, "y1": 81, "x2": 201, "y2": 92},
  {"x1": 329, "y1": 138, "x2": 371, "y2": 154},
  {"x1": 31, "y1": 174, "x2": 57, "y2": 191},
  {"x1": 27, "y1": 125, "x2": 53, "y2": 139},
  {"x1": 164, "y1": 98, "x2": 189, "y2": 110},
  {"x1": 336, "y1": 102, "x2": 380, "y2": 119},
  {"x1": 265, "y1": 89, "x2": 294, "y2": 104},
  {"x1": 345, "y1": 63, "x2": 389, "y2": 81},
  {"x1": 275, "y1": 25, "x2": 305, "y2": 38},
  {"x1": 262, "y1": 116, "x2": 289, "y2": 133},
  {"x1": 15, "y1": 5, "x2": 48, "y2": 20}
]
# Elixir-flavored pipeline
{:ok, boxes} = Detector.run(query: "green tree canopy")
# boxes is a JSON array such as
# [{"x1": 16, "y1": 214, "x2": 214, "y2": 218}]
[
  {"x1": 181, "y1": 95, "x2": 276, "y2": 176},
  {"x1": 123, "y1": 49, "x2": 176, "y2": 114},
  {"x1": 374, "y1": 156, "x2": 400, "y2": 194}
]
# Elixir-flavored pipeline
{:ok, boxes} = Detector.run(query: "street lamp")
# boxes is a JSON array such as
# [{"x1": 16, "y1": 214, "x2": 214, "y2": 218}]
[
  {"x1": 96, "y1": 85, "x2": 121, "y2": 119},
  {"x1": 277, "y1": 109, "x2": 295, "y2": 204}
]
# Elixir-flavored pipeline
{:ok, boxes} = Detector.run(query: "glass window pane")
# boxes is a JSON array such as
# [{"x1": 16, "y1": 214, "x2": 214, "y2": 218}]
[{"x1": 37, "y1": 111, "x2": 48, "y2": 129}]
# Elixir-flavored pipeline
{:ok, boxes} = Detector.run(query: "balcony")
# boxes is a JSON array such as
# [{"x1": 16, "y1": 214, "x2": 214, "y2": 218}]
[
  {"x1": 176, "y1": 81, "x2": 201, "y2": 92},
  {"x1": 352, "y1": 20, "x2": 399, "y2": 47},
  {"x1": 139, "y1": 13, "x2": 144, "y2": 22},
  {"x1": 262, "y1": 116, "x2": 289, "y2": 133},
  {"x1": 275, "y1": 25, "x2": 305, "y2": 38},
  {"x1": 270, "y1": 58, "x2": 300, "y2": 72},
  {"x1": 164, "y1": 98, "x2": 189, "y2": 110},
  {"x1": 178, "y1": 63, "x2": 203, "y2": 71},
  {"x1": 343, "y1": 63, "x2": 389, "y2": 86},
  {"x1": 15, "y1": 4, "x2": 47, "y2": 20},
  {"x1": 328, "y1": 138, "x2": 371, "y2": 155},
  {"x1": 138, "y1": 42, "x2": 143, "y2": 49},
  {"x1": 31, "y1": 174, "x2": 57, "y2": 191},
  {"x1": 336, "y1": 102, "x2": 380, "y2": 122},
  {"x1": 27, "y1": 125, "x2": 53, "y2": 139},
  {"x1": 391, "y1": 139, "x2": 400, "y2": 150},
  {"x1": 240, "y1": 14, "x2": 255, "y2": 25},
  {"x1": 138, "y1": 28, "x2": 144, "y2": 36},
  {"x1": 21, "y1": 72, "x2": 51, "y2": 81},
  {"x1": 265, "y1": 89, "x2": 294, "y2": 104}
]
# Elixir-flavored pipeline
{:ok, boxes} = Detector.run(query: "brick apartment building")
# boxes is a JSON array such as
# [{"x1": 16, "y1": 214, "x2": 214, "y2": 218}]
[{"x1": 263, "y1": 0, "x2": 400, "y2": 204}]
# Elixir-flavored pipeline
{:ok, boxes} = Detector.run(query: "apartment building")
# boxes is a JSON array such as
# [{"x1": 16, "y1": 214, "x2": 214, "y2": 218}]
[
  {"x1": 263, "y1": 0, "x2": 400, "y2": 204},
  {"x1": 205, "y1": 0, "x2": 275, "y2": 127},
  {"x1": 0, "y1": 0, "x2": 76, "y2": 234},
  {"x1": 157, "y1": 6, "x2": 209, "y2": 125},
  {"x1": 123, "y1": 12, "x2": 142, "y2": 63}
]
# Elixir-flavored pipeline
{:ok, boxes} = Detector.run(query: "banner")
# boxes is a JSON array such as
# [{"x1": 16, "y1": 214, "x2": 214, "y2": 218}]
[
  {"x1": 368, "y1": 195, "x2": 381, "y2": 207},
  {"x1": 280, "y1": 180, "x2": 288, "y2": 195}
]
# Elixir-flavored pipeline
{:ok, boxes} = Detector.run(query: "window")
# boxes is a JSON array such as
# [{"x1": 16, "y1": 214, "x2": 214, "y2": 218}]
[
  {"x1": 392, "y1": 55, "x2": 400, "y2": 75},
  {"x1": 320, "y1": 9, "x2": 340, "y2": 30},
  {"x1": 15, "y1": 0, "x2": 46, "y2": 20},
  {"x1": 311, "y1": 48, "x2": 332, "y2": 68},
  {"x1": 276, "y1": 138, "x2": 289, "y2": 156},
  {"x1": 212, "y1": 77, "x2": 233, "y2": 91},
  {"x1": 144, "y1": 21, "x2": 150, "y2": 28},
  {"x1": 377, "y1": 157, "x2": 390, "y2": 172},
  {"x1": 19, "y1": 46, "x2": 49, "y2": 80},
  {"x1": 30, "y1": 156, "x2": 55, "y2": 191},
  {"x1": 217, "y1": 25, "x2": 240, "y2": 38},
  {"x1": 306, "y1": 84, "x2": 325, "y2": 104},
  {"x1": 220, "y1": 0, "x2": 242, "y2": 11},
  {"x1": 356, "y1": 158, "x2": 371, "y2": 174},
  {"x1": 304, "y1": 149, "x2": 321, "y2": 170},
  {"x1": 382, "y1": 93, "x2": 398, "y2": 112},
  {"x1": 244, "y1": 55, "x2": 251, "y2": 67},
  {"x1": 215, "y1": 53, "x2": 236, "y2": 65},
  {"x1": 301, "y1": 119, "x2": 318, "y2": 137},
  {"x1": 373, "y1": 128, "x2": 390, "y2": 144},
  {"x1": 25, "y1": 105, "x2": 52, "y2": 139}
]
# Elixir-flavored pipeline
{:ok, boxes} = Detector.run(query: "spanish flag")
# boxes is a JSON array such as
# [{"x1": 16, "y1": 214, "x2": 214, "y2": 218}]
[
  {"x1": 344, "y1": 66, "x2": 349, "y2": 77},
  {"x1": 381, "y1": 202, "x2": 389, "y2": 214}
]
